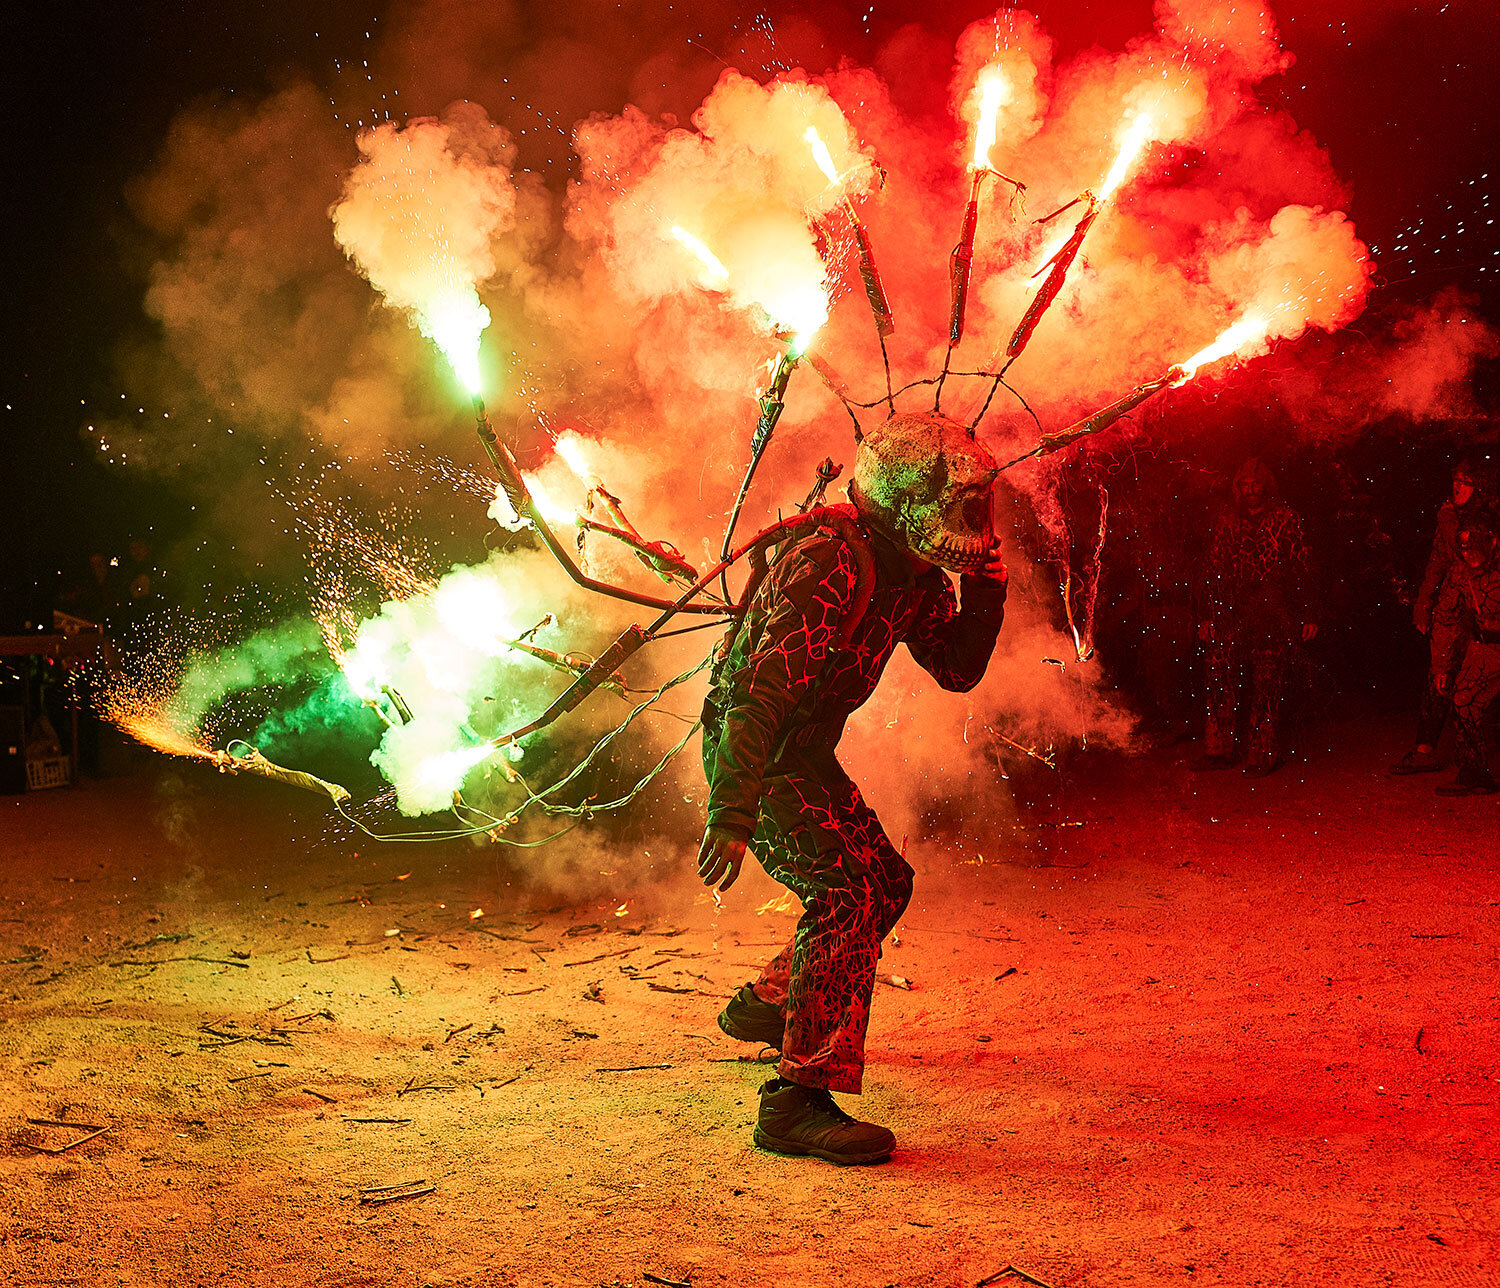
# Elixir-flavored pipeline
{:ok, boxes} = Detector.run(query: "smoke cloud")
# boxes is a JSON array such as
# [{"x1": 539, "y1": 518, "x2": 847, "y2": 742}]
[{"x1": 91, "y1": 1, "x2": 1495, "y2": 876}]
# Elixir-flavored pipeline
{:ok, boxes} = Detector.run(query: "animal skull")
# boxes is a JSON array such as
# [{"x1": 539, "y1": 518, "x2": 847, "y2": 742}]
[{"x1": 848, "y1": 411, "x2": 999, "y2": 573}]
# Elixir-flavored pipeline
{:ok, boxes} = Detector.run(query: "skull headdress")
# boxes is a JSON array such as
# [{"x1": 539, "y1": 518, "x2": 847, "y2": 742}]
[{"x1": 848, "y1": 411, "x2": 999, "y2": 574}]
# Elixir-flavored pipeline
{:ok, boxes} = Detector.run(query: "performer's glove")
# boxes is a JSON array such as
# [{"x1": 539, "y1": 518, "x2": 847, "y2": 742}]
[{"x1": 696, "y1": 826, "x2": 748, "y2": 893}]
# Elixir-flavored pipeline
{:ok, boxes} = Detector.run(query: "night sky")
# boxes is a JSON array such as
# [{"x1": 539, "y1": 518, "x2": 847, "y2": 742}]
[{"x1": 4, "y1": 1, "x2": 1496, "y2": 628}]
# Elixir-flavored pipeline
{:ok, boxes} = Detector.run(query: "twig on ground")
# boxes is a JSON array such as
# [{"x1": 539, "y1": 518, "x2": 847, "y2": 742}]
[
  {"x1": 360, "y1": 1184, "x2": 435, "y2": 1206},
  {"x1": 564, "y1": 947, "x2": 640, "y2": 967},
  {"x1": 227, "y1": 1071, "x2": 273, "y2": 1083},
  {"x1": 341, "y1": 1116, "x2": 412, "y2": 1125},
  {"x1": 307, "y1": 950, "x2": 350, "y2": 963},
  {"x1": 444, "y1": 1023, "x2": 473, "y2": 1043},
  {"x1": 595, "y1": 1064, "x2": 673, "y2": 1073},
  {"x1": 642, "y1": 1274, "x2": 691, "y2": 1288},
  {"x1": 26, "y1": 1118, "x2": 101, "y2": 1130},
  {"x1": 977, "y1": 1266, "x2": 1056, "y2": 1288},
  {"x1": 19, "y1": 1126, "x2": 111, "y2": 1155},
  {"x1": 497, "y1": 986, "x2": 546, "y2": 996},
  {"x1": 359, "y1": 1177, "x2": 427, "y2": 1193},
  {"x1": 302, "y1": 1088, "x2": 337, "y2": 1103}
]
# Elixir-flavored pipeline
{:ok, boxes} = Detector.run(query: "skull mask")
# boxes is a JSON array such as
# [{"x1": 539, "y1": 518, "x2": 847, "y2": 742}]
[{"x1": 848, "y1": 411, "x2": 999, "y2": 574}]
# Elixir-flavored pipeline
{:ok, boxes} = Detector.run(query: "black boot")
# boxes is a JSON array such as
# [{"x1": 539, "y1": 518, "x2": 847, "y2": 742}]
[
  {"x1": 753, "y1": 1077, "x2": 895, "y2": 1165},
  {"x1": 1436, "y1": 767, "x2": 1499, "y2": 796},
  {"x1": 717, "y1": 984, "x2": 786, "y2": 1049}
]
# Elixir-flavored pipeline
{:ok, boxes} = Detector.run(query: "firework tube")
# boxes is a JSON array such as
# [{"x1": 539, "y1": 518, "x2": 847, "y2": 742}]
[
  {"x1": 216, "y1": 745, "x2": 352, "y2": 805},
  {"x1": 949, "y1": 169, "x2": 987, "y2": 345},
  {"x1": 1005, "y1": 196, "x2": 1099, "y2": 363},
  {"x1": 1000, "y1": 370, "x2": 1178, "y2": 470},
  {"x1": 489, "y1": 505, "x2": 876, "y2": 748},
  {"x1": 581, "y1": 485, "x2": 696, "y2": 584},
  {"x1": 472, "y1": 395, "x2": 724, "y2": 616},
  {"x1": 843, "y1": 197, "x2": 895, "y2": 338},
  {"x1": 576, "y1": 516, "x2": 699, "y2": 583},
  {"x1": 496, "y1": 635, "x2": 629, "y2": 696}
]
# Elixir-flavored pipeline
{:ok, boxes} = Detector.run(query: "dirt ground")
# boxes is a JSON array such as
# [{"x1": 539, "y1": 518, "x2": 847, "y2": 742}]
[{"x1": 2, "y1": 714, "x2": 1497, "y2": 1288}]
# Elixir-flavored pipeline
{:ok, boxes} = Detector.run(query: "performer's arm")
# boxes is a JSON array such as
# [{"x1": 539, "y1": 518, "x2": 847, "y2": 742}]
[
  {"x1": 1199, "y1": 516, "x2": 1232, "y2": 642},
  {"x1": 1429, "y1": 571, "x2": 1466, "y2": 688},
  {"x1": 1284, "y1": 510, "x2": 1319, "y2": 641},
  {"x1": 703, "y1": 535, "x2": 858, "y2": 843},
  {"x1": 1413, "y1": 509, "x2": 1450, "y2": 634},
  {"x1": 905, "y1": 555, "x2": 1008, "y2": 692}
]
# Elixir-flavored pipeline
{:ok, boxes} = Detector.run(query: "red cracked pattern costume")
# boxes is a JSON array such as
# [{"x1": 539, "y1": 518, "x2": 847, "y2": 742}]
[
  {"x1": 1430, "y1": 521, "x2": 1500, "y2": 789},
  {"x1": 701, "y1": 415, "x2": 1008, "y2": 1095}
]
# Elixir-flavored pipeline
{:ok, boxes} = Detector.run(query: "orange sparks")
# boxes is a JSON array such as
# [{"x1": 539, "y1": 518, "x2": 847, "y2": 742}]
[
  {"x1": 1171, "y1": 313, "x2": 1272, "y2": 384},
  {"x1": 1097, "y1": 111, "x2": 1157, "y2": 203},
  {"x1": 105, "y1": 707, "x2": 214, "y2": 761},
  {"x1": 970, "y1": 68, "x2": 1008, "y2": 171}
]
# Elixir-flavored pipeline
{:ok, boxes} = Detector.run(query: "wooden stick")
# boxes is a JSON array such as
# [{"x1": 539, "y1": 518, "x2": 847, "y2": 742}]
[
  {"x1": 341, "y1": 1116, "x2": 413, "y2": 1125},
  {"x1": 20, "y1": 1127, "x2": 111, "y2": 1155},
  {"x1": 595, "y1": 1064, "x2": 672, "y2": 1073},
  {"x1": 26, "y1": 1118, "x2": 101, "y2": 1130},
  {"x1": 302, "y1": 1088, "x2": 337, "y2": 1104},
  {"x1": 564, "y1": 947, "x2": 639, "y2": 967},
  {"x1": 360, "y1": 1185, "x2": 435, "y2": 1206},
  {"x1": 359, "y1": 1178, "x2": 427, "y2": 1193}
]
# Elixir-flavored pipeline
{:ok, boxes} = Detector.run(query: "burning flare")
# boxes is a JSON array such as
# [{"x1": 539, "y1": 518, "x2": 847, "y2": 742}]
[
  {"x1": 805, "y1": 127, "x2": 841, "y2": 186},
  {"x1": 1172, "y1": 313, "x2": 1273, "y2": 383},
  {"x1": 970, "y1": 69, "x2": 1008, "y2": 171},
  {"x1": 1097, "y1": 111, "x2": 1157, "y2": 203},
  {"x1": 669, "y1": 225, "x2": 730, "y2": 290},
  {"x1": 332, "y1": 116, "x2": 517, "y2": 395}
]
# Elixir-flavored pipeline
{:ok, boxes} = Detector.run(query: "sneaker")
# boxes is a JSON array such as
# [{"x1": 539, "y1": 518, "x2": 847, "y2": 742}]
[
  {"x1": 753, "y1": 1077, "x2": 894, "y2": 1165},
  {"x1": 1435, "y1": 769, "x2": 1499, "y2": 797},
  {"x1": 1390, "y1": 750, "x2": 1441, "y2": 775},
  {"x1": 717, "y1": 984, "x2": 786, "y2": 1050}
]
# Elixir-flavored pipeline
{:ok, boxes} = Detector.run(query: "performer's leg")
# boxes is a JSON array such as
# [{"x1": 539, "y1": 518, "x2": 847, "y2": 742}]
[
  {"x1": 1440, "y1": 645, "x2": 1500, "y2": 792},
  {"x1": 1202, "y1": 640, "x2": 1238, "y2": 758},
  {"x1": 1245, "y1": 642, "x2": 1289, "y2": 772},
  {"x1": 752, "y1": 769, "x2": 906, "y2": 1095}
]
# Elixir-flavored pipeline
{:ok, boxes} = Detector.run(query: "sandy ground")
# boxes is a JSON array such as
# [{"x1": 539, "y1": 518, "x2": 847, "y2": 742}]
[{"x1": 2, "y1": 716, "x2": 1497, "y2": 1288}]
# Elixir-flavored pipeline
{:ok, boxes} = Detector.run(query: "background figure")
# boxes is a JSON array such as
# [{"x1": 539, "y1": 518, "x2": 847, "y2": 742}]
[
  {"x1": 1429, "y1": 512, "x2": 1500, "y2": 796},
  {"x1": 1196, "y1": 458, "x2": 1318, "y2": 777},
  {"x1": 1393, "y1": 458, "x2": 1491, "y2": 774}
]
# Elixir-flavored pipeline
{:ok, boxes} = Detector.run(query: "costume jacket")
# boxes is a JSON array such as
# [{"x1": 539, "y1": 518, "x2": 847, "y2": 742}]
[{"x1": 701, "y1": 523, "x2": 1007, "y2": 842}]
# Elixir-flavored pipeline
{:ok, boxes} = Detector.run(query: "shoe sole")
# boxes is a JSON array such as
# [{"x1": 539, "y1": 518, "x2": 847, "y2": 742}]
[
  {"x1": 752, "y1": 1126, "x2": 892, "y2": 1165},
  {"x1": 716, "y1": 1010, "x2": 785, "y2": 1049}
]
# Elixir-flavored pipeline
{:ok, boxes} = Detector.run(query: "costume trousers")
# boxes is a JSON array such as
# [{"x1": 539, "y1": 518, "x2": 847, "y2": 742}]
[
  {"x1": 1450, "y1": 642, "x2": 1500, "y2": 776},
  {"x1": 1204, "y1": 637, "x2": 1289, "y2": 770},
  {"x1": 1415, "y1": 637, "x2": 1456, "y2": 748},
  {"x1": 745, "y1": 752, "x2": 912, "y2": 1095}
]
